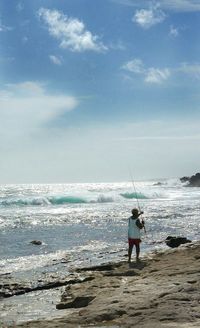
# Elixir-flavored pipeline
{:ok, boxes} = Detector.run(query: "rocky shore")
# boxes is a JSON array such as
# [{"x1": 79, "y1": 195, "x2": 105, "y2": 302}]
[
  {"x1": 180, "y1": 172, "x2": 200, "y2": 187},
  {"x1": 2, "y1": 241, "x2": 200, "y2": 328}
]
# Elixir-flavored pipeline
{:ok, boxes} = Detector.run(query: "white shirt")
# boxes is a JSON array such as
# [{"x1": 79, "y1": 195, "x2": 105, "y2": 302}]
[{"x1": 128, "y1": 216, "x2": 141, "y2": 239}]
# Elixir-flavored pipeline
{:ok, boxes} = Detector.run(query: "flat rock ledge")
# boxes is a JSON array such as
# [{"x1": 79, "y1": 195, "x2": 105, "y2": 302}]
[{"x1": 13, "y1": 242, "x2": 200, "y2": 327}]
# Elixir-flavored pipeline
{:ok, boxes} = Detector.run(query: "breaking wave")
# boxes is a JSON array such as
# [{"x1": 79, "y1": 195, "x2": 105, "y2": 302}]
[
  {"x1": 0, "y1": 194, "x2": 114, "y2": 207},
  {"x1": 120, "y1": 192, "x2": 148, "y2": 200},
  {"x1": 49, "y1": 196, "x2": 87, "y2": 205}
]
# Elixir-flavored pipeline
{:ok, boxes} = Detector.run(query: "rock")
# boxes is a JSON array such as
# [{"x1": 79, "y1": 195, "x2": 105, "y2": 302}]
[
  {"x1": 0, "y1": 276, "x2": 95, "y2": 299},
  {"x1": 180, "y1": 173, "x2": 200, "y2": 187},
  {"x1": 56, "y1": 296, "x2": 95, "y2": 309},
  {"x1": 188, "y1": 173, "x2": 200, "y2": 187},
  {"x1": 165, "y1": 236, "x2": 192, "y2": 248},
  {"x1": 30, "y1": 240, "x2": 42, "y2": 245},
  {"x1": 180, "y1": 176, "x2": 190, "y2": 183},
  {"x1": 94, "y1": 308, "x2": 127, "y2": 322},
  {"x1": 76, "y1": 263, "x2": 121, "y2": 272},
  {"x1": 153, "y1": 182, "x2": 163, "y2": 186}
]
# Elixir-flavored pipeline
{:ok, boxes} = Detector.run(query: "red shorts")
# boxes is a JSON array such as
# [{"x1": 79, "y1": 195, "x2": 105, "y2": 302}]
[{"x1": 128, "y1": 238, "x2": 141, "y2": 246}]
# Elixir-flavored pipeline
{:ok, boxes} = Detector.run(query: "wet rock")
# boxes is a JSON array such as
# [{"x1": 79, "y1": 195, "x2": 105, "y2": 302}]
[
  {"x1": 104, "y1": 270, "x2": 139, "y2": 277},
  {"x1": 0, "y1": 276, "x2": 95, "y2": 298},
  {"x1": 76, "y1": 262, "x2": 121, "y2": 272},
  {"x1": 30, "y1": 240, "x2": 42, "y2": 245},
  {"x1": 180, "y1": 172, "x2": 200, "y2": 187},
  {"x1": 165, "y1": 236, "x2": 191, "y2": 248},
  {"x1": 56, "y1": 296, "x2": 95, "y2": 309},
  {"x1": 188, "y1": 173, "x2": 200, "y2": 187},
  {"x1": 153, "y1": 182, "x2": 163, "y2": 186}
]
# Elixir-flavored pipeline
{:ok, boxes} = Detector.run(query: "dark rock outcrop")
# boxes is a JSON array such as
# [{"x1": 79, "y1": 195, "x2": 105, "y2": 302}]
[
  {"x1": 76, "y1": 263, "x2": 121, "y2": 272},
  {"x1": 180, "y1": 173, "x2": 200, "y2": 187},
  {"x1": 0, "y1": 276, "x2": 95, "y2": 298},
  {"x1": 165, "y1": 236, "x2": 191, "y2": 248},
  {"x1": 30, "y1": 240, "x2": 42, "y2": 245},
  {"x1": 180, "y1": 176, "x2": 190, "y2": 183},
  {"x1": 56, "y1": 296, "x2": 95, "y2": 309}
]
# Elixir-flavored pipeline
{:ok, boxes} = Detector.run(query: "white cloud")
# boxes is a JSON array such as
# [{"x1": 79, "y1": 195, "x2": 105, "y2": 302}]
[
  {"x1": 109, "y1": 40, "x2": 126, "y2": 51},
  {"x1": 178, "y1": 63, "x2": 200, "y2": 79},
  {"x1": 0, "y1": 20, "x2": 12, "y2": 32},
  {"x1": 123, "y1": 59, "x2": 200, "y2": 83},
  {"x1": 145, "y1": 68, "x2": 171, "y2": 83},
  {"x1": 38, "y1": 8, "x2": 107, "y2": 53},
  {"x1": 49, "y1": 55, "x2": 62, "y2": 65},
  {"x1": 16, "y1": 2, "x2": 24, "y2": 12},
  {"x1": 132, "y1": 4, "x2": 166, "y2": 29},
  {"x1": 0, "y1": 81, "x2": 78, "y2": 137},
  {"x1": 161, "y1": 0, "x2": 200, "y2": 12},
  {"x1": 122, "y1": 59, "x2": 144, "y2": 74},
  {"x1": 122, "y1": 58, "x2": 171, "y2": 84},
  {"x1": 112, "y1": 0, "x2": 200, "y2": 12},
  {"x1": 169, "y1": 25, "x2": 179, "y2": 37},
  {"x1": 6, "y1": 81, "x2": 45, "y2": 95}
]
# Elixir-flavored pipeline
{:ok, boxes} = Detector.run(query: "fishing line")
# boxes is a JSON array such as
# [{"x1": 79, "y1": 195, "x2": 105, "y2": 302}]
[
  {"x1": 128, "y1": 168, "x2": 146, "y2": 234},
  {"x1": 129, "y1": 169, "x2": 141, "y2": 211}
]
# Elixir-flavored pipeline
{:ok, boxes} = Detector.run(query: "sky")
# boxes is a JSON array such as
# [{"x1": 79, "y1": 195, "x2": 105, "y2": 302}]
[{"x1": 0, "y1": 0, "x2": 200, "y2": 183}]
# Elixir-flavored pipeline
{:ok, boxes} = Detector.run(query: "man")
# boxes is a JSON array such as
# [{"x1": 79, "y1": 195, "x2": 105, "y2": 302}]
[{"x1": 128, "y1": 208, "x2": 144, "y2": 263}]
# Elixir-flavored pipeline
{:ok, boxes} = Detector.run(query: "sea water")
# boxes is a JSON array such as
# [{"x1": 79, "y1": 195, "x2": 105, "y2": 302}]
[{"x1": 1, "y1": 178, "x2": 200, "y2": 277}]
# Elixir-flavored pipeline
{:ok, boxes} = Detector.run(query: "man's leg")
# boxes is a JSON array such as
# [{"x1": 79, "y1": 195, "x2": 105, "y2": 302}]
[
  {"x1": 128, "y1": 244, "x2": 133, "y2": 263},
  {"x1": 135, "y1": 243, "x2": 140, "y2": 260}
]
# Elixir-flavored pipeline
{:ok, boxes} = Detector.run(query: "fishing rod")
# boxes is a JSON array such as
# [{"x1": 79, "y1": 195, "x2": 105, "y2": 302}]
[{"x1": 129, "y1": 169, "x2": 146, "y2": 234}]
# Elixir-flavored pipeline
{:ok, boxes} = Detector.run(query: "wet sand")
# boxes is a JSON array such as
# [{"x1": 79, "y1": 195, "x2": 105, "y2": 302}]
[{"x1": 8, "y1": 241, "x2": 200, "y2": 328}]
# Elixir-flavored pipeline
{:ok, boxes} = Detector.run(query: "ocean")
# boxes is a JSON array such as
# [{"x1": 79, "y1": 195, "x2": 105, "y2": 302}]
[
  {"x1": 1, "y1": 178, "x2": 200, "y2": 324},
  {"x1": 1, "y1": 178, "x2": 200, "y2": 276}
]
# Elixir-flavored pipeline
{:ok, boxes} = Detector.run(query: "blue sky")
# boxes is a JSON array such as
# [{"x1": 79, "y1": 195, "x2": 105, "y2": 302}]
[{"x1": 0, "y1": 0, "x2": 200, "y2": 183}]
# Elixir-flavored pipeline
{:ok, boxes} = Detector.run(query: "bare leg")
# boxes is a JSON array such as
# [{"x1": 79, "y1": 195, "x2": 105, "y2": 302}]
[
  {"x1": 136, "y1": 244, "x2": 140, "y2": 261},
  {"x1": 128, "y1": 245, "x2": 133, "y2": 263}
]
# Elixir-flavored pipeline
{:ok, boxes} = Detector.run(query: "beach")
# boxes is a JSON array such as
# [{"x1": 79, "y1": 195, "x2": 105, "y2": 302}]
[{"x1": 1, "y1": 241, "x2": 200, "y2": 328}]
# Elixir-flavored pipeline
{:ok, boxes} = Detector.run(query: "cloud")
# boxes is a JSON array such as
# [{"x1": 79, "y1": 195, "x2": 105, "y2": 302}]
[
  {"x1": 49, "y1": 55, "x2": 62, "y2": 65},
  {"x1": 0, "y1": 20, "x2": 12, "y2": 32},
  {"x1": 109, "y1": 40, "x2": 126, "y2": 51},
  {"x1": 123, "y1": 59, "x2": 200, "y2": 83},
  {"x1": 122, "y1": 58, "x2": 171, "y2": 84},
  {"x1": 178, "y1": 63, "x2": 200, "y2": 79},
  {"x1": 122, "y1": 59, "x2": 144, "y2": 74},
  {"x1": 16, "y1": 2, "x2": 24, "y2": 12},
  {"x1": 169, "y1": 25, "x2": 179, "y2": 37},
  {"x1": 132, "y1": 4, "x2": 166, "y2": 28},
  {"x1": 161, "y1": 0, "x2": 200, "y2": 12},
  {"x1": 0, "y1": 81, "x2": 78, "y2": 137},
  {"x1": 38, "y1": 8, "x2": 107, "y2": 53},
  {"x1": 112, "y1": 0, "x2": 200, "y2": 12},
  {"x1": 145, "y1": 68, "x2": 171, "y2": 83}
]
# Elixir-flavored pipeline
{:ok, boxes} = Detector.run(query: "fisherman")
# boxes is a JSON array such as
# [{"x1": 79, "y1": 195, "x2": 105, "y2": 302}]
[{"x1": 128, "y1": 208, "x2": 144, "y2": 263}]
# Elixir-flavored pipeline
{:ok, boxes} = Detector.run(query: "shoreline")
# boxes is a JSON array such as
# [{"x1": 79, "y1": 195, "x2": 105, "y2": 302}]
[{"x1": 1, "y1": 241, "x2": 200, "y2": 327}]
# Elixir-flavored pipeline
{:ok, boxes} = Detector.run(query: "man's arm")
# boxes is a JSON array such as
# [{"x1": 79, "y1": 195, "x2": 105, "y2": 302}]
[{"x1": 136, "y1": 218, "x2": 144, "y2": 229}]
